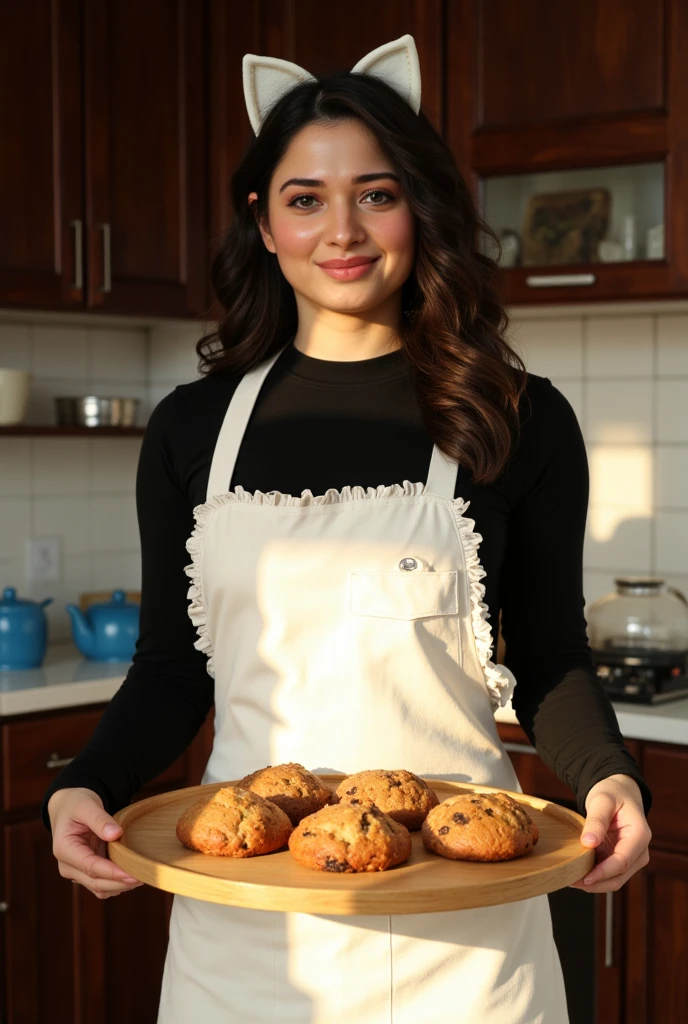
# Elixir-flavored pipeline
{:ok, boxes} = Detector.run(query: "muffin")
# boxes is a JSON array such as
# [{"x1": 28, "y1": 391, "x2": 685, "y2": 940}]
[
  {"x1": 288, "y1": 802, "x2": 412, "y2": 873},
  {"x1": 236, "y1": 762, "x2": 336, "y2": 825},
  {"x1": 421, "y1": 791, "x2": 539, "y2": 862},
  {"x1": 176, "y1": 786, "x2": 292, "y2": 857},
  {"x1": 335, "y1": 769, "x2": 439, "y2": 830}
]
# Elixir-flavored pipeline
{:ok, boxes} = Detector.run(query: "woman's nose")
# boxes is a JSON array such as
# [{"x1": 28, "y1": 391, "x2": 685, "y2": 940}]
[{"x1": 324, "y1": 199, "x2": 366, "y2": 248}]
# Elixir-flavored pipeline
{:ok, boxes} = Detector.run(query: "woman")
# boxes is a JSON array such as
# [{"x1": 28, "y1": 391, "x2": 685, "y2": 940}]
[{"x1": 46, "y1": 35, "x2": 651, "y2": 1023}]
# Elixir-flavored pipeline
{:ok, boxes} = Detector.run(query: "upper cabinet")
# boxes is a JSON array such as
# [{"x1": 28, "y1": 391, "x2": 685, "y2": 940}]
[
  {"x1": 446, "y1": 0, "x2": 688, "y2": 303},
  {"x1": 0, "y1": 0, "x2": 84, "y2": 309},
  {"x1": 0, "y1": 0, "x2": 207, "y2": 318}
]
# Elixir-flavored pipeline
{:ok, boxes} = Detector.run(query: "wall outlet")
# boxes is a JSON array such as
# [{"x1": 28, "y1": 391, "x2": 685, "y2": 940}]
[{"x1": 27, "y1": 536, "x2": 62, "y2": 582}]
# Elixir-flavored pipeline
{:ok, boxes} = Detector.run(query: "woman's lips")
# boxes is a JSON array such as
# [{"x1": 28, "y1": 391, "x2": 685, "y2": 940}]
[{"x1": 316, "y1": 256, "x2": 380, "y2": 280}]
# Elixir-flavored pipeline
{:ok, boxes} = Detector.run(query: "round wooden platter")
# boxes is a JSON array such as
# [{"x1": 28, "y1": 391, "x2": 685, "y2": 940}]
[{"x1": 109, "y1": 776, "x2": 594, "y2": 916}]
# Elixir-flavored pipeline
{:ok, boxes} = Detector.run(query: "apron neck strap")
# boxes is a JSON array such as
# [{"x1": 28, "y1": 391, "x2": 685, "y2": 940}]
[
  {"x1": 206, "y1": 345, "x2": 460, "y2": 502},
  {"x1": 206, "y1": 348, "x2": 284, "y2": 501},
  {"x1": 425, "y1": 444, "x2": 459, "y2": 499}
]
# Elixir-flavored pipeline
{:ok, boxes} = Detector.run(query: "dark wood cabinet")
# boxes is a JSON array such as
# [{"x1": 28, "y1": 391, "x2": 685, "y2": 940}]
[
  {"x1": 83, "y1": 0, "x2": 207, "y2": 316},
  {"x1": 0, "y1": 0, "x2": 207, "y2": 317},
  {"x1": 0, "y1": 0, "x2": 84, "y2": 309},
  {"x1": 446, "y1": 0, "x2": 688, "y2": 304},
  {"x1": 0, "y1": 703, "x2": 214, "y2": 1024}
]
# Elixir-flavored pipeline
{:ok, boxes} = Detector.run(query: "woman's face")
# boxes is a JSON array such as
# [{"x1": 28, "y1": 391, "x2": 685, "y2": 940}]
[{"x1": 249, "y1": 120, "x2": 415, "y2": 316}]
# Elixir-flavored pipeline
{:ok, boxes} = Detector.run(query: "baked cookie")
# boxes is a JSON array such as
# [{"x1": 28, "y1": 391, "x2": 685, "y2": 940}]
[
  {"x1": 176, "y1": 786, "x2": 292, "y2": 857},
  {"x1": 335, "y1": 769, "x2": 439, "y2": 830},
  {"x1": 288, "y1": 802, "x2": 412, "y2": 873},
  {"x1": 421, "y1": 791, "x2": 539, "y2": 862},
  {"x1": 236, "y1": 762, "x2": 335, "y2": 825}
]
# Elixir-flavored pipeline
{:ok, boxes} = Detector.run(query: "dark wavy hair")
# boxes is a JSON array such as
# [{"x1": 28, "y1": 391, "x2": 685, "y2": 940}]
[{"x1": 198, "y1": 70, "x2": 526, "y2": 484}]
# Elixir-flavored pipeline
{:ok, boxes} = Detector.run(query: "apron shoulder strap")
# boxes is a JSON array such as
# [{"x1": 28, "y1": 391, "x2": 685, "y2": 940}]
[
  {"x1": 425, "y1": 444, "x2": 459, "y2": 499},
  {"x1": 206, "y1": 348, "x2": 284, "y2": 501}
]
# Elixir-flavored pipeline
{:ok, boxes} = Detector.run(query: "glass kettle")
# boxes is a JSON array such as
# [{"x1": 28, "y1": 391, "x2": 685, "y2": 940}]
[{"x1": 587, "y1": 577, "x2": 688, "y2": 653}]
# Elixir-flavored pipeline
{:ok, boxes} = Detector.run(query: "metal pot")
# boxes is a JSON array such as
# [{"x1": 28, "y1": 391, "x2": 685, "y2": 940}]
[{"x1": 55, "y1": 396, "x2": 139, "y2": 427}]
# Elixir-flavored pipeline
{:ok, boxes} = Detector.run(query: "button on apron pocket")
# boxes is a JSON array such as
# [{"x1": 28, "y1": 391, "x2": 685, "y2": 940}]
[{"x1": 349, "y1": 570, "x2": 459, "y2": 619}]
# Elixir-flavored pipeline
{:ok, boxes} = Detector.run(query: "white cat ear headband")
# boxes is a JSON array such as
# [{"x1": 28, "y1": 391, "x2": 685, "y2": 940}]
[{"x1": 242, "y1": 33, "x2": 421, "y2": 135}]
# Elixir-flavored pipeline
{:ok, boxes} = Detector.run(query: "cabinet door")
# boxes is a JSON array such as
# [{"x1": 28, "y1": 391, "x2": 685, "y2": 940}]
[
  {"x1": 84, "y1": 0, "x2": 206, "y2": 316},
  {"x1": 4, "y1": 819, "x2": 77, "y2": 1023},
  {"x1": 206, "y1": 0, "x2": 443, "y2": 315},
  {"x1": 624, "y1": 849, "x2": 688, "y2": 1024},
  {"x1": 77, "y1": 882, "x2": 173, "y2": 1024},
  {"x1": 0, "y1": 0, "x2": 84, "y2": 309}
]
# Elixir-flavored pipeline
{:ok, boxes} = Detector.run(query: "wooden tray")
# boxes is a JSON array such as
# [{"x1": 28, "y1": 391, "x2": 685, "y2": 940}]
[{"x1": 109, "y1": 776, "x2": 594, "y2": 915}]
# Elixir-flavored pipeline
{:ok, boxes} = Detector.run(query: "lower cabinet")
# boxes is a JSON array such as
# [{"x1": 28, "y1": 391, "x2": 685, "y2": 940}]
[
  {"x1": 1, "y1": 704, "x2": 214, "y2": 1024},
  {"x1": 498, "y1": 723, "x2": 688, "y2": 1024}
]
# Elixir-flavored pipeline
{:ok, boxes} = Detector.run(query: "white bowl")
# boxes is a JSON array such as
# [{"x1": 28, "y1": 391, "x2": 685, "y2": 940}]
[{"x1": 0, "y1": 369, "x2": 31, "y2": 425}]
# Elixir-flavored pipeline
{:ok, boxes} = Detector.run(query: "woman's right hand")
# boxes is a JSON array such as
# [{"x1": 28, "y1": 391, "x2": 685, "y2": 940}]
[{"x1": 48, "y1": 787, "x2": 143, "y2": 899}]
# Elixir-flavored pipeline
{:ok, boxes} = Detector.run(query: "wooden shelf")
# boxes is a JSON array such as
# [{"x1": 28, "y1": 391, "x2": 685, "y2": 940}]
[{"x1": 0, "y1": 426, "x2": 145, "y2": 437}]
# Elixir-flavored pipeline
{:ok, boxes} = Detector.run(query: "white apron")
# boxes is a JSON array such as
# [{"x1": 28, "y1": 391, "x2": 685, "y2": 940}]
[{"x1": 157, "y1": 350, "x2": 568, "y2": 1024}]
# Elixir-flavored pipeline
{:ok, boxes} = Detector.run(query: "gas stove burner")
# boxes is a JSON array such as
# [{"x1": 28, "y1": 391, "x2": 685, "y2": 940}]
[{"x1": 592, "y1": 647, "x2": 688, "y2": 704}]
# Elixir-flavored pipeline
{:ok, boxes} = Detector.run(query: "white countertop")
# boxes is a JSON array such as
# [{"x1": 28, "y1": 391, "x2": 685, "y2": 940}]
[
  {"x1": 0, "y1": 643, "x2": 128, "y2": 716},
  {"x1": 495, "y1": 697, "x2": 688, "y2": 747},
  {"x1": 3, "y1": 647, "x2": 688, "y2": 746}
]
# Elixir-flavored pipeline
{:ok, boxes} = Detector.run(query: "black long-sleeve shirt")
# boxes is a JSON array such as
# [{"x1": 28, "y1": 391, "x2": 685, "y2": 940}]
[{"x1": 43, "y1": 342, "x2": 651, "y2": 821}]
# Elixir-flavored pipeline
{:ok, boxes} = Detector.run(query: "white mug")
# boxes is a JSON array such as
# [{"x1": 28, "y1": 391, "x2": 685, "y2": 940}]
[{"x1": 0, "y1": 369, "x2": 31, "y2": 425}]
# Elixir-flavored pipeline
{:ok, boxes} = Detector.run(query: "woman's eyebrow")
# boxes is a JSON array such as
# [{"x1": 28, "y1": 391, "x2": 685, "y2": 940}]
[{"x1": 278, "y1": 172, "x2": 400, "y2": 194}]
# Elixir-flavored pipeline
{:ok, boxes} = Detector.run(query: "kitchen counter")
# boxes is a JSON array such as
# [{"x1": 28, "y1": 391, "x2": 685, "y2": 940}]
[
  {"x1": 0, "y1": 643, "x2": 128, "y2": 716},
  {"x1": 4, "y1": 647, "x2": 688, "y2": 746},
  {"x1": 495, "y1": 697, "x2": 688, "y2": 747}
]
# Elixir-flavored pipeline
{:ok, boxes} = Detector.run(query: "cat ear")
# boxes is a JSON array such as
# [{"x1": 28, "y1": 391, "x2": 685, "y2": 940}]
[
  {"x1": 242, "y1": 54, "x2": 317, "y2": 135},
  {"x1": 350, "y1": 34, "x2": 421, "y2": 114}
]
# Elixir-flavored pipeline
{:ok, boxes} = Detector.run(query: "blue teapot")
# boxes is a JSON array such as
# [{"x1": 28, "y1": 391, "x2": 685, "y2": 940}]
[
  {"x1": 0, "y1": 587, "x2": 53, "y2": 670},
  {"x1": 66, "y1": 589, "x2": 139, "y2": 662}
]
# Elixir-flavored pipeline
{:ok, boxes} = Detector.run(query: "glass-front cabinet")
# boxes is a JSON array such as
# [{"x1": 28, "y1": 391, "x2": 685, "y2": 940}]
[
  {"x1": 482, "y1": 162, "x2": 664, "y2": 274},
  {"x1": 478, "y1": 161, "x2": 671, "y2": 302}
]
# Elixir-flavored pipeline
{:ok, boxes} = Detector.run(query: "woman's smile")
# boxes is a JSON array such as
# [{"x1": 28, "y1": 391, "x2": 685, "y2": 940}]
[{"x1": 316, "y1": 255, "x2": 381, "y2": 280}]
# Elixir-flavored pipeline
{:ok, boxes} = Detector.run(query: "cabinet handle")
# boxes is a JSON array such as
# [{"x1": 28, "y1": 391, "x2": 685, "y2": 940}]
[
  {"x1": 46, "y1": 753, "x2": 74, "y2": 770},
  {"x1": 69, "y1": 219, "x2": 84, "y2": 290},
  {"x1": 97, "y1": 222, "x2": 112, "y2": 293},
  {"x1": 0, "y1": 901, "x2": 8, "y2": 913},
  {"x1": 526, "y1": 273, "x2": 596, "y2": 288},
  {"x1": 604, "y1": 891, "x2": 614, "y2": 967},
  {"x1": 502, "y1": 741, "x2": 537, "y2": 755}
]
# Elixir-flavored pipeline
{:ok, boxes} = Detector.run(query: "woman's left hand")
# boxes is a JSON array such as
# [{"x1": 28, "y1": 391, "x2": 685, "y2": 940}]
[{"x1": 569, "y1": 773, "x2": 651, "y2": 893}]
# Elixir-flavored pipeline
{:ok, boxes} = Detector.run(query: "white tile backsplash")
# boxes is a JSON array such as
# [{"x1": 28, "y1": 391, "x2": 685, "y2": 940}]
[
  {"x1": 89, "y1": 328, "x2": 148, "y2": 382},
  {"x1": 0, "y1": 322, "x2": 32, "y2": 370},
  {"x1": 655, "y1": 511, "x2": 688, "y2": 574},
  {"x1": 657, "y1": 314, "x2": 688, "y2": 376},
  {"x1": 31, "y1": 438, "x2": 89, "y2": 496},
  {"x1": 89, "y1": 437, "x2": 142, "y2": 494},
  {"x1": 90, "y1": 494, "x2": 139, "y2": 553},
  {"x1": 32, "y1": 325, "x2": 89, "y2": 379},
  {"x1": 512, "y1": 316, "x2": 584, "y2": 377},
  {"x1": 584, "y1": 509, "x2": 652, "y2": 572},
  {"x1": 33, "y1": 497, "x2": 91, "y2": 555},
  {"x1": 1, "y1": 304, "x2": 688, "y2": 623},
  {"x1": 586, "y1": 316, "x2": 653, "y2": 378},
  {"x1": 0, "y1": 499, "x2": 32, "y2": 559},
  {"x1": 0, "y1": 439, "x2": 31, "y2": 497},
  {"x1": 586, "y1": 380, "x2": 653, "y2": 445},
  {"x1": 656, "y1": 380, "x2": 688, "y2": 442},
  {"x1": 654, "y1": 446, "x2": 688, "y2": 510},
  {"x1": 0, "y1": 312, "x2": 207, "y2": 615}
]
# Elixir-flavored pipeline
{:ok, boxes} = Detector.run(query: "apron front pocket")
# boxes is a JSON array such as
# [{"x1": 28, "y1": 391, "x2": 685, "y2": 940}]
[{"x1": 349, "y1": 569, "x2": 458, "y2": 620}]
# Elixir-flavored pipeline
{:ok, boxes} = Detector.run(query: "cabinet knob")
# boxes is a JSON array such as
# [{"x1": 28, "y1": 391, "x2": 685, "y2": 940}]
[
  {"x1": 0, "y1": 902, "x2": 8, "y2": 913},
  {"x1": 46, "y1": 753, "x2": 75, "y2": 770}
]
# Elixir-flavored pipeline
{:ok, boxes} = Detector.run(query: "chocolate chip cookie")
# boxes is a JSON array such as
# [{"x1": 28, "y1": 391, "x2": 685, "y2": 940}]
[
  {"x1": 421, "y1": 791, "x2": 539, "y2": 862},
  {"x1": 288, "y1": 802, "x2": 412, "y2": 872},
  {"x1": 236, "y1": 762, "x2": 336, "y2": 825},
  {"x1": 176, "y1": 786, "x2": 293, "y2": 857},
  {"x1": 335, "y1": 769, "x2": 439, "y2": 830}
]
